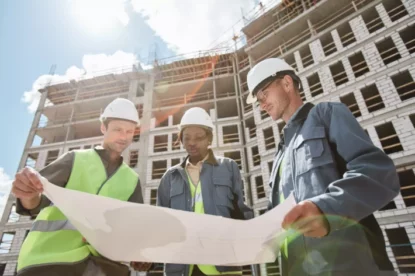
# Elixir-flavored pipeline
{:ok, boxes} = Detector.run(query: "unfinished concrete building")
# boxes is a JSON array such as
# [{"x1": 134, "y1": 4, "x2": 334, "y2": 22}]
[{"x1": 0, "y1": 0, "x2": 415, "y2": 275}]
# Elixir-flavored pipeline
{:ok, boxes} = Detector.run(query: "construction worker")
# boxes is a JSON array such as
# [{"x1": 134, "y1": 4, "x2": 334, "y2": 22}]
[
  {"x1": 157, "y1": 107, "x2": 253, "y2": 276},
  {"x1": 246, "y1": 58, "x2": 400, "y2": 276},
  {"x1": 12, "y1": 98, "x2": 152, "y2": 276}
]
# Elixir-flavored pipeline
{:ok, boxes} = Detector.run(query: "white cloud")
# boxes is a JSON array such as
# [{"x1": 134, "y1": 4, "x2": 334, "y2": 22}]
[
  {"x1": 22, "y1": 51, "x2": 141, "y2": 113},
  {"x1": 71, "y1": 0, "x2": 130, "y2": 33},
  {"x1": 0, "y1": 168, "x2": 12, "y2": 219},
  {"x1": 131, "y1": 0, "x2": 279, "y2": 55}
]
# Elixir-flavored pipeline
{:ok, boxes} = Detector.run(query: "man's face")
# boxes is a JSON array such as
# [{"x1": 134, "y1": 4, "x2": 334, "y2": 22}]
[
  {"x1": 101, "y1": 119, "x2": 136, "y2": 154},
  {"x1": 256, "y1": 77, "x2": 290, "y2": 121},
  {"x1": 182, "y1": 126, "x2": 210, "y2": 160}
]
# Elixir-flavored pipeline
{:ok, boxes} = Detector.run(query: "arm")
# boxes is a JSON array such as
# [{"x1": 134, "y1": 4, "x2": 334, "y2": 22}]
[
  {"x1": 128, "y1": 178, "x2": 144, "y2": 204},
  {"x1": 309, "y1": 103, "x2": 400, "y2": 231},
  {"x1": 230, "y1": 160, "x2": 254, "y2": 220},
  {"x1": 15, "y1": 152, "x2": 74, "y2": 216}
]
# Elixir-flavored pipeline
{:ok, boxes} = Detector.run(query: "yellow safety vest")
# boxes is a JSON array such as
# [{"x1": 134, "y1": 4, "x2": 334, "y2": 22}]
[
  {"x1": 17, "y1": 149, "x2": 138, "y2": 272},
  {"x1": 186, "y1": 171, "x2": 241, "y2": 276}
]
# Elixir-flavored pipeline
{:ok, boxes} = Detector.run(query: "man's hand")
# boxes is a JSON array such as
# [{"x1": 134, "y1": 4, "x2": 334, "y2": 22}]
[
  {"x1": 282, "y1": 201, "x2": 329, "y2": 238},
  {"x1": 130, "y1": 262, "x2": 152, "y2": 271},
  {"x1": 12, "y1": 167, "x2": 43, "y2": 209}
]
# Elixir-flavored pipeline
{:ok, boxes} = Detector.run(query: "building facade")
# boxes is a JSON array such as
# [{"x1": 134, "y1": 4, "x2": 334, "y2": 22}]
[{"x1": 0, "y1": 0, "x2": 414, "y2": 275}]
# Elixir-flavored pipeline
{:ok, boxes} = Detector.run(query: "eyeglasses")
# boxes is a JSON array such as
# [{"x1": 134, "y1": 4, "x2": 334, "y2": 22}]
[{"x1": 255, "y1": 79, "x2": 278, "y2": 107}]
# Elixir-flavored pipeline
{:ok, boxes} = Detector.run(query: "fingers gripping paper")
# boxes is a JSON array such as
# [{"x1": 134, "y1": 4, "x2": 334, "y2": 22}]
[{"x1": 41, "y1": 177, "x2": 296, "y2": 266}]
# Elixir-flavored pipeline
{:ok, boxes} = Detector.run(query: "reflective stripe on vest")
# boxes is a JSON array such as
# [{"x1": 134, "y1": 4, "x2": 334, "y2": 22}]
[
  {"x1": 186, "y1": 171, "x2": 241, "y2": 276},
  {"x1": 31, "y1": 219, "x2": 77, "y2": 232},
  {"x1": 17, "y1": 149, "x2": 138, "y2": 272}
]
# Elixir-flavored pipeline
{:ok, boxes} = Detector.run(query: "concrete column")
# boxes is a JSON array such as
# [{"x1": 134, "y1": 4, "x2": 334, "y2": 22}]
[
  {"x1": 17, "y1": 90, "x2": 48, "y2": 171},
  {"x1": 138, "y1": 75, "x2": 155, "y2": 189}
]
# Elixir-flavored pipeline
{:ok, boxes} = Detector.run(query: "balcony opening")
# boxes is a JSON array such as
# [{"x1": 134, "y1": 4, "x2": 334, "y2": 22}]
[
  {"x1": 223, "y1": 125, "x2": 239, "y2": 144},
  {"x1": 45, "y1": 150, "x2": 59, "y2": 166},
  {"x1": 224, "y1": 151, "x2": 242, "y2": 170},
  {"x1": 383, "y1": 0, "x2": 409, "y2": 22},
  {"x1": 261, "y1": 110, "x2": 268, "y2": 120},
  {"x1": 375, "y1": 122, "x2": 403, "y2": 154},
  {"x1": 337, "y1": 22, "x2": 356, "y2": 47},
  {"x1": 263, "y1": 127, "x2": 276, "y2": 151},
  {"x1": 361, "y1": 84, "x2": 385, "y2": 113},
  {"x1": 0, "y1": 232, "x2": 15, "y2": 254},
  {"x1": 361, "y1": 7, "x2": 384, "y2": 34},
  {"x1": 171, "y1": 158, "x2": 181, "y2": 166},
  {"x1": 320, "y1": 32, "x2": 337, "y2": 56},
  {"x1": 136, "y1": 83, "x2": 145, "y2": 97},
  {"x1": 243, "y1": 99, "x2": 253, "y2": 114},
  {"x1": 246, "y1": 117, "x2": 256, "y2": 139},
  {"x1": 340, "y1": 93, "x2": 361, "y2": 118},
  {"x1": 398, "y1": 23, "x2": 415, "y2": 54},
  {"x1": 348, "y1": 51, "x2": 370, "y2": 78},
  {"x1": 172, "y1": 133, "x2": 181, "y2": 151},
  {"x1": 7, "y1": 205, "x2": 19, "y2": 223},
  {"x1": 25, "y1": 153, "x2": 38, "y2": 169},
  {"x1": 152, "y1": 160, "x2": 167, "y2": 180},
  {"x1": 284, "y1": 53, "x2": 297, "y2": 72},
  {"x1": 129, "y1": 150, "x2": 138, "y2": 168},
  {"x1": 376, "y1": 37, "x2": 401, "y2": 66},
  {"x1": 150, "y1": 189, "x2": 157, "y2": 206},
  {"x1": 268, "y1": 161, "x2": 273, "y2": 174},
  {"x1": 133, "y1": 128, "x2": 140, "y2": 142},
  {"x1": 410, "y1": 113, "x2": 415, "y2": 128},
  {"x1": 266, "y1": 262, "x2": 280, "y2": 276},
  {"x1": 242, "y1": 265, "x2": 252, "y2": 276},
  {"x1": 255, "y1": 175, "x2": 265, "y2": 199},
  {"x1": 307, "y1": 73, "x2": 323, "y2": 97},
  {"x1": 217, "y1": 99, "x2": 238, "y2": 119},
  {"x1": 391, "y1": 70, "x2": 415, "y2": 101},
  {"x1": 299, "y1": 45, "x2": 314, "y2": 68},
  {"x1": 0, "y1": 264, "x2": 4, "y2": 275},
  {"x1": 379, "y1": 200, "x2": 397, "y2": 211},
  {"x1": 385, "y1": 227, "x2": 415, "y2": 273},
  {"x1": 148, "y1": 264, "x2": 164, "y2": 276},
  {"x1": 252, "y1": 146, "x2": 260, "y2": 167},
  {"x1": 398, "y1": 169, "x2": 415, "y2": 207},
  {"x1": 154, "y1": 135, "x2": 168, "y2": 153},
  {"x1": 330, "y1": 61, "x2": 348, "y2": 87}
]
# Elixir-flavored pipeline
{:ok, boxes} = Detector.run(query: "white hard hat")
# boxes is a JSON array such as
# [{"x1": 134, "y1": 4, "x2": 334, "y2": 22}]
[
  {"x1": 246, "y1": 58, "x2": 296, "y2": 104},
  {"x1": 179, "y1": 107, "x2": 214, "y2": 131},
  {"x1": 100, "y1": 98, "x2": 140, "y2": 125}
]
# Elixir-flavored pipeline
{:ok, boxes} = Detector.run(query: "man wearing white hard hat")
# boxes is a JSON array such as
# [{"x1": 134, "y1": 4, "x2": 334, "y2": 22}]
[
  {"x1": 247, "y1": 58, "x2": 399, "y2": 275},
  {"x1": 13, "y1": 98, "x2": 152, "y2": 275},
  {"x1": 157, "y1": 107, "x2": 253, "y2": 276}
]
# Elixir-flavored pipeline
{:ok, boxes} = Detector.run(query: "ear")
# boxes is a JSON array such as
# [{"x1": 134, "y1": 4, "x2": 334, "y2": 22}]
[{"x1": 100, "y1": 123, "x2": 106, "y2": 135}]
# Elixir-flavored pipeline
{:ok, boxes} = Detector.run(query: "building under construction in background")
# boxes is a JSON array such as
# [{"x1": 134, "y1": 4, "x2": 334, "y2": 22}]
[{"x1": 0, "y1": 0, "x2": 415, "y2": 275}]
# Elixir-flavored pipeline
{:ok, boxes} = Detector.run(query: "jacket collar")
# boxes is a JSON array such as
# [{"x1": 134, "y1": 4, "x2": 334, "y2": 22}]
[
  {"x1": 175, "y1": 149, "x2": 218, "y2": 171},
  {"x1": 286, "y1": 102, "x2": 315, "y2": 127}
]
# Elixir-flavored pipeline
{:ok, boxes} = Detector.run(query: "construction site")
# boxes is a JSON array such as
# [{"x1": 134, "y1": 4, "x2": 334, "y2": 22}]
[{"x1": 0, "y1": 0, "x2": 415, "y2": 275}]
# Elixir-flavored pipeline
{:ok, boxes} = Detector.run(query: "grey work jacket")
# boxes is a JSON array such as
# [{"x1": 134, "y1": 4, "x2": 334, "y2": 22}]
[
  {"x1": 269, "y1": 102, "x2": 399, "y2": 276},
  {"x1": 157, "y1": 150, "x2": 253, "y2": 276}
]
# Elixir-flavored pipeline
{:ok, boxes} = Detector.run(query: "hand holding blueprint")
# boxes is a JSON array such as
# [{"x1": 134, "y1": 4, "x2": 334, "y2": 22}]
[{"x1": 41, "y1": 176, "x2": 296, "y2": 266}]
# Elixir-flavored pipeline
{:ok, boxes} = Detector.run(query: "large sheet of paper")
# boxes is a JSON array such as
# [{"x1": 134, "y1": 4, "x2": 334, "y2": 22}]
[{"x1": 41, "y1": 177, "x2": 296, "y2": 266}]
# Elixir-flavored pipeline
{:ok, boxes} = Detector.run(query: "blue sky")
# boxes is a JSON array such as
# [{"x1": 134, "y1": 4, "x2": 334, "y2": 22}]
[{"x1": 0, "y1": 0, "x2": 272, "y2": 214}]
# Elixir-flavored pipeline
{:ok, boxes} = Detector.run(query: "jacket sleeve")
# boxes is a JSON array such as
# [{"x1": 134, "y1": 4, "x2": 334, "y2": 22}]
[
  {"x1": 16, "y1": 151, "x2": 74, "y2": 217},
  {"x1": 157, "y1": 171, "x2": 171, "y2": 208},
  {"x1": 308, "y1": 103, "x2": 400, "y2": 232},
  {"x1": 230, "y1": 160, "x2": 254, "y2": 220}
]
